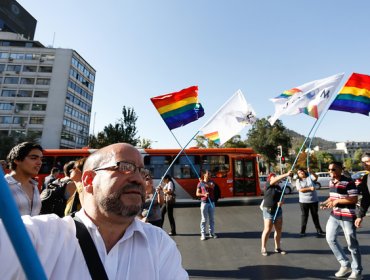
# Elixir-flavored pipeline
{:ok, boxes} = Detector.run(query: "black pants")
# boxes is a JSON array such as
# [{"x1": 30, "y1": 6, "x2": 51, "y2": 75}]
[
  {"x1": 299, "y1": 202, "x2": 323, "y2": 233},
  {"x1": 161, "y1": 202, "x2": 176, "y2": 234}
]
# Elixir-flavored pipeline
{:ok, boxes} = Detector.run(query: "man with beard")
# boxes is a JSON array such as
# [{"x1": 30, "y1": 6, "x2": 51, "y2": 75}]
[{"x1": 0, "y1": 143, "x2": 188, "y2": 280}]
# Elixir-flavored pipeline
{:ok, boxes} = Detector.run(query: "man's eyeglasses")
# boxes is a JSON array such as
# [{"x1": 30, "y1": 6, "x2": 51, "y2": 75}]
[
  {"x1": 328, "y1": 168, "x2": 336, "y2": 171},
  {"x1": 93, "y1": 161, "x2": 150, "y2": 178}
]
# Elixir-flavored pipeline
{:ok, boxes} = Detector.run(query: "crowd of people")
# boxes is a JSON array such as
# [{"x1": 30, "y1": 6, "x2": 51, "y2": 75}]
[{"x1": 1, "y1": 141, "x2": 370, "y2": 280}]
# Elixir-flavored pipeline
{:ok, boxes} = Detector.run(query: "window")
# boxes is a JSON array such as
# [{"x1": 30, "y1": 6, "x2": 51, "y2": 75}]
[
  {"x1": 36, "y1": 78, "x2": 50, "y2": 85},
  {"x1": 17, "y1": 90, "x2": 32, "y2": 97},
  {"x1": 39, "y1": 66, "x2": 52, "y2": 73},
  {"x1": 0, "y1": 52, "x2": 9, "y2": 59},
  {"x1": 144, "y1": 155, "x2": 173, "y2": 179},
  {"x1": 29, "y1": 117, "x2": 44, "y2": 124},
  {"x1": 20, "y1": 78, "x2": 35, "y2": 85},
  {"x1": 0, "y1": 116, "x2": 12, "y2": 124},
  {"x1": 6, "y1": 65, "x2": 21, "y2": 72},
  {"x1": 13, "y1": 117, "x2": 28, "y2": 124},
  {"x1": 10, "y1": 53, "x2": 25, "y2": 60},
  {"x1": 1, "y1": 90, "x2": 16, "y2": 97},
  {"x1": 23, "y1": 65, "x2": 37, "y2": 72},
  {"x1": 4, "y1": 77, "x2": 19, "y2": 84},
  {"x1": 15, "y1": 103, "x2": 30, "y2": 111},
  {"x1": 0, "y1": 64, "x2": 5, "y2": 72},
  {"x1": 202, "y1": 155, "x2": 230, "y2": 178},
  {"x1": 0, "y1": 103, "x2": 14, "y2": 110},
  {"x1": 31, "y1": 104, "x2": 47, "y2": 111},
  {"x1": 34, "y1": 91, "x2": 48, "y2": 98},
  {"x1": 173, "y1": 155, "x2": 201, "y2": 179}
]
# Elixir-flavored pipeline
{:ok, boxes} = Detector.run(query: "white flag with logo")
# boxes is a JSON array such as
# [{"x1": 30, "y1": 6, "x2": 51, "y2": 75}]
[
  {"x1": 268, "y1": 73, "x2": 344, "y2": 125},
  {"x1": 200, "y1": 90, "x2": 256, "y2": 145}
]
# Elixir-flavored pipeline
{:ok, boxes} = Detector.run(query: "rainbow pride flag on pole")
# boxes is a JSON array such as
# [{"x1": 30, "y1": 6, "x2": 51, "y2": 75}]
[
  {"x1": 329, "y1": 73, "x2": 370, "y2": 116},
  {"x1": 151, "y1": 86, "x2": 205, "y2": 130}
]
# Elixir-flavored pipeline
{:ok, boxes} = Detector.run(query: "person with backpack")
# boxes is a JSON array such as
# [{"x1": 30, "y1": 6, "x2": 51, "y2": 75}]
[
  {"x1": 0, "y1": 143, "x2": 188, "y2": 280},
  {"x1": 42, "y1": 167, "x2": 59, "y2": 191},
  {"x1": 5, "y1": 142, "x2": 43, "y2": 216},
  {"x1": 40, "y1": 161, "x2": 74, "y2": 217}
]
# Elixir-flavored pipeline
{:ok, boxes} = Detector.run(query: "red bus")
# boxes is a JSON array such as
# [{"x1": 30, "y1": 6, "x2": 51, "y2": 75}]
[{"x1": 38, "y1": 147, "x2": 261, "y2": 199}]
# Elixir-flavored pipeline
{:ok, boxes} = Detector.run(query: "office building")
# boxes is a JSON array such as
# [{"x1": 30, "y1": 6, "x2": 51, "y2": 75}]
[{"x1": 0, "y1": 31, "x2": 95, "y2": 148}]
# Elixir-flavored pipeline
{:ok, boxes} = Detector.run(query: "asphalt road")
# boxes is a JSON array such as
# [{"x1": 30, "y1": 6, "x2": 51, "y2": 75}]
[{"x1": 162, "y1": 190, "x2": 370, "y2": 280}]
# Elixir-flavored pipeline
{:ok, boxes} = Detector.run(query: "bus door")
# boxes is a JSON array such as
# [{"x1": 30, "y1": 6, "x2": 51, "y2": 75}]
[{"x1": 233, "y1": 157, "x2": 257, "y2": 196}]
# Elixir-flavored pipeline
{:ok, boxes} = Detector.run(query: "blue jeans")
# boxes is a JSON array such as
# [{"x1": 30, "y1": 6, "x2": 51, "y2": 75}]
[
  {"x1": 200, "y1": 202, "x2": 215, "y2": 235},
  {"x1": 326, "y1": 216, "x2": 362, "y2": 274}
]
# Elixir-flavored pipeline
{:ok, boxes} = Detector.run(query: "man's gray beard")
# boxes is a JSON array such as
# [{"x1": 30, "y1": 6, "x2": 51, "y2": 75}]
[{"x1": 99, "y1": 183, "x2": 144, "y2": 218}]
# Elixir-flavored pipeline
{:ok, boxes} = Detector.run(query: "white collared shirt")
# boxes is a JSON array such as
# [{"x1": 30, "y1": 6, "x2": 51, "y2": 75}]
[
  {"x1": 5, "y1": 174, "x2": 41, "y2": 216},
  {"x1": 0, "y1": 210, "x2": 188, "y2": 280}
]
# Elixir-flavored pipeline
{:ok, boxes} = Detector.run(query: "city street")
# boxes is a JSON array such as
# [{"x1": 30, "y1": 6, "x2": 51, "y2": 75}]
[{"x1": 162, "y1": 190, "x2": 370, "y2": 279}]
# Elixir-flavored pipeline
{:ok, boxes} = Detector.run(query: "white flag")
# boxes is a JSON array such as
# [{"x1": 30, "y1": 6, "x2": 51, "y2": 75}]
[
  {"x1": 200, "y1": 90, "x2": 256, "y2": 145},
  {"x1": 268, "y1": 73, "x2": 344, "y2": 125}
]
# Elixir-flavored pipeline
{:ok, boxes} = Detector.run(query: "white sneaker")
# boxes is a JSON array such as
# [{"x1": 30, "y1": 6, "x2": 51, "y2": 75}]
[
  {"x1": 209, "y1": 233, "x2": 217, "y2": 239},
  {"x1": 200, "y1": 235, "x2": 206, "y2": 241},
  {"x1": 347, "y1": 271, "x2": 362, "y2": 280},
  {"x1": 335, "y1": 266, "x2": 351, "y2": 277}
]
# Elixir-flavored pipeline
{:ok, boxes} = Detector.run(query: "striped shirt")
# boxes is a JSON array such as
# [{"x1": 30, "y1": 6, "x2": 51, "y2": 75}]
[
  {"x1": 329, "y1": 175, "x2": 357, "y2": 221},
  {"x1": 5, "y1": 174, "x2": 41, "y2": 216}
]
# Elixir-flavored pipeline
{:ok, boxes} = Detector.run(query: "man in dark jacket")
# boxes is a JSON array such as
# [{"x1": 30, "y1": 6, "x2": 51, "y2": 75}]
[{"x1": 355, "y1": 152, "x2": 370, "y2": 228}]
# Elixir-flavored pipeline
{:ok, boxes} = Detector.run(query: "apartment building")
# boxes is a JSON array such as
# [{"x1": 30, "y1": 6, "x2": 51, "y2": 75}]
[{"x1": 0, "y1": 32, "x2": 95, "y2": 148}]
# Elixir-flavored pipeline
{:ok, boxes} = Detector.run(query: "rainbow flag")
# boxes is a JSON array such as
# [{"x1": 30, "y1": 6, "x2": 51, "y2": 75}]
[
  {"x1": 151, "y1": 86, "x2": 205, "y2": 130},
  {"x1": 329, "y1": 73, "x2": 370, "y2": 116},
  {"x1": 299, "y1": 105, "x2": 319, "y2": 119},
  {"x1": 204, "y1": 131, "x2": 220, "y2": 145},
  {"x1": 273, "y1": 88, "x2": 302, "y2": 100}
]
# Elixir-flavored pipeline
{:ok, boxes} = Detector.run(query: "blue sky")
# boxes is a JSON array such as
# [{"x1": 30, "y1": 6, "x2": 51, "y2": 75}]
[{"x1": 18, "y1": 0, "x2": 370, "y2": 148}]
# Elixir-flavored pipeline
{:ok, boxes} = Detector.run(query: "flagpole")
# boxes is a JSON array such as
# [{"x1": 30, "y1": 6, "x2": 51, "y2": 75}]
[
  {"x1": 145, "y1": 130, "x2": 202, "y2": 219},
  {"x1": 0, "y1": 169, "x2": 47, "y2": 279},
  {"x1": 273, "y1": 119, "x2": 318, "y2": 223},
  {"x1": 169, "y1": 130, "x2": 214, "y2": 207}
]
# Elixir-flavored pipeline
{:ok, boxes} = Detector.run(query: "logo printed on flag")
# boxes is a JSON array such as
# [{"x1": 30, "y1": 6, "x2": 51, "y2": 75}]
[
  {"x1": 150, "y1": 86, "x2": 205, "y2": 130},
  {"x1": 268, "y1": 73, "x2": 344, "y2": 124},
  {"x1": 200, "y1": 90, "x2": 256, "y2": 145},
  {"x1": 329, "y1": 73, "x2": 370, "y2": 116}
]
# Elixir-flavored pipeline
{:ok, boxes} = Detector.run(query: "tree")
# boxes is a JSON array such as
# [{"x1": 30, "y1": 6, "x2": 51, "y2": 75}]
[
  {"x1": 246, "y1": 118, "x2": 291, "y2": 172},
  {"x1": 223, "y1": 135, "x2": 248, "y2": 148},
  {"x1": 139, "y1": 138, "x2": 153, "y2": 149},
  {"x1": 315, "y1": 151, "x2": 335, "y2": 172},
  {"x1": 88, "y1": 106, "x2": 140, "y2": 148}
]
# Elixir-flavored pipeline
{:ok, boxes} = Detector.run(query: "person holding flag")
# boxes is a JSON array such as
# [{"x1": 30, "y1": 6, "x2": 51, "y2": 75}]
[
  {"x1": 260, "y1": 171, "x2": 293, "y2": 256},
  {"x1": 196, "y1": 170, "x2": 217, "y2": 241}
]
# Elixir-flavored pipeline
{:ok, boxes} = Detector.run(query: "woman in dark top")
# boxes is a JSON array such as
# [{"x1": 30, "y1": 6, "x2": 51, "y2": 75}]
[{"x1": 261, "y1": 171, "x2": 292, "y2": 256}]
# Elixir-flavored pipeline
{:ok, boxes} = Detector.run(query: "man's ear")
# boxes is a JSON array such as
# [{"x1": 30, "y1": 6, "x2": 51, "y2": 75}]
[{"x1": 82, "y1": 170, "x2": 95, "y2": 193}]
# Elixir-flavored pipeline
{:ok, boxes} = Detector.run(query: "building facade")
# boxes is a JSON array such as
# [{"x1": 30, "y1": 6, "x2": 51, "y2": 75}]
[{"x1": 0, "y1": 32, "x2": 95, "y2": 148}]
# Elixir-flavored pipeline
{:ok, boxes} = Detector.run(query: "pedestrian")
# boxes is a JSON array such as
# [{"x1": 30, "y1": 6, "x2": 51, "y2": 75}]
[
  {"x1": 355, "y1": 152, "x2": 370, "y2": 228},
  {"x1": 321, "y1": 161, "x2": 362, "y2": 280},
  {"x1": 161, "y1": 174, "x2": 177, "y2": 236},
  {"x1": 296, "y1": 168, "x2": 325, "y2": 237},
  {"x1": 140, "y1": 173, "x2": 164, "y2": 227},
  {"x1": 42, "y1": 167, "x2": 59, "y2": 191},
  {"x1": 4, "y1": 142, "x2": 43, "y2": 216},
  {"x1": 196, "y1": 170, "x2": 217, "y2": 241},
  {"x1": 260, "y1": 171, "x2": 292, "y2": 256},
  {"x1": 0, "y1": 143, "x2": 188, "y2": 279},
  {"x1": 64, "y1": 158, "x2": 86, "y2": 216}
]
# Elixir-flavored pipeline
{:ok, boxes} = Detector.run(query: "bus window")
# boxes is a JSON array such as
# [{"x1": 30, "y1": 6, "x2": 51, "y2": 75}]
[
  {"x1": 40, "y1": 156, "x2": 55, "y2": 174},
  {"x1": 173, "y1": 155, "x2": 200, "y2": 179},
  {"x1": 234, "y1": 159, "x2": 255, "y2": 178},
  {"x1": 202, "y1": 155, "x2": 229, "y2": 178},
  {"x1": 144, "y1": 155, "x2": 173, "y2": 179}
]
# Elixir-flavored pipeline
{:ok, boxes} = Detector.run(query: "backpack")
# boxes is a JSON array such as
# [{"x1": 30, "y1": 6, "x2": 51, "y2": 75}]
[{"x1": 40, "y1": 179, "x2": 71, "y2": 217}]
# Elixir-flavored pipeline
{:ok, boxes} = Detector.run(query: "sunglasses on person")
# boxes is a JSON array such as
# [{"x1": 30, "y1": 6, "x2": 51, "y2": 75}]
[
  {"x1": 93, "y1": 161, "x2": 150, "y2": 179},
  {"x1": 328, "y1": 168, "x2": 336, "y2": 171}
]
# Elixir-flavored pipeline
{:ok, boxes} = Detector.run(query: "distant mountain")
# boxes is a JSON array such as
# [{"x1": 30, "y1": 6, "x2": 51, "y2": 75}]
[{"x1": 286, "y1": 129, "x2": 336, "y2": 150}]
